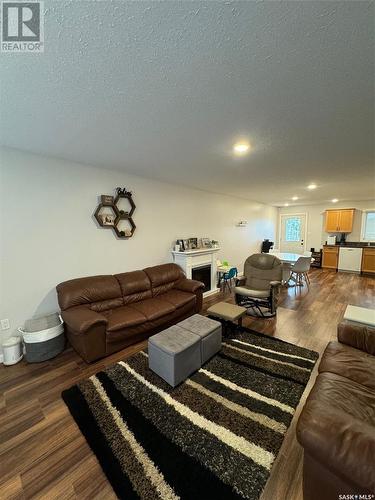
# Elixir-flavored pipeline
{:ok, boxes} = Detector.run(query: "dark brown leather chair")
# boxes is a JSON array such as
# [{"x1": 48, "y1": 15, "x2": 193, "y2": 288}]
[
  {"x1": 56, "y1": 263, "x2": 204, "y2": 363},
  {"x1": 297, "y1": 320, "x2": 375, "y2": 499}
]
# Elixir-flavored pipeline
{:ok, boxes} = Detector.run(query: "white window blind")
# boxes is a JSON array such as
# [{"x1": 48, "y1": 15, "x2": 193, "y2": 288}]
[
  {"x1": 285, "y1": 218, "x2": 301, "y2": 242},
  {"x1": 363, "y1": 211, "x2": 375, "y2": 241}
]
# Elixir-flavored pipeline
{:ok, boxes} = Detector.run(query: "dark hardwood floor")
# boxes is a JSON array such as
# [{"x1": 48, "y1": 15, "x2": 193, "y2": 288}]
[{"x1": 1, "y1": 269, "x2": 374, "y2": 499}]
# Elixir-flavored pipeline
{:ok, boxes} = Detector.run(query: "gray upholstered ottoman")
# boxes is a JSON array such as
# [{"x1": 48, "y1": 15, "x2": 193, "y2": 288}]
[
  {"x1": 148, "y1": 325, "x2": 201, "y2": 387},
  {"x1": 178, "y1": 314, "x2": 222, "y2": 364}
]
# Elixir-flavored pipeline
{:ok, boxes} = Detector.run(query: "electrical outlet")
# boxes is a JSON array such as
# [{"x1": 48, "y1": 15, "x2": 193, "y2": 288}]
[{"x1": 1, "y1": 318, "x2": 10, "y2": 330}]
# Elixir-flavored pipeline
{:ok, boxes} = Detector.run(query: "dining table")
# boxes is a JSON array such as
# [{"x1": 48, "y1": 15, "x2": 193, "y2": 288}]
[
  {"x1": 270, "y1": 252, "x2": 314, "y2": 285},
  {"x1": 270, "y1": 252, "x2": 303, "y2": 264}
]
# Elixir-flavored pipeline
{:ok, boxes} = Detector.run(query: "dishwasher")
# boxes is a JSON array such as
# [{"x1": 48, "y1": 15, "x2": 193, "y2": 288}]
[{"x1": 338, "y1": 247, "x2": 363, "y2": 273}]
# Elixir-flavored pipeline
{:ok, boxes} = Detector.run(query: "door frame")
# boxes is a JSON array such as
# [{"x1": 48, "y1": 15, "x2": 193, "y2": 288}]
[{"x1": 278, "y1": 212, "x2": 308, "y2": 252}]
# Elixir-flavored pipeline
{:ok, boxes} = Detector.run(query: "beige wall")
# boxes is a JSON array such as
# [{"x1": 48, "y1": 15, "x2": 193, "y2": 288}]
[
  {"x1": 0, "y1": 148, "x2": 277, "y2": 347},
  {"x1": 278, "y1": 201, "x2": 375, "y2": 251}
]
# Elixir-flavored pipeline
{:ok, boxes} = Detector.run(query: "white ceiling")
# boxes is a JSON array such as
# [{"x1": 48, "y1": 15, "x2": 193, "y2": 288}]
[{"x1": 1, "y1": 0, "x2": 374, "y2": 206}]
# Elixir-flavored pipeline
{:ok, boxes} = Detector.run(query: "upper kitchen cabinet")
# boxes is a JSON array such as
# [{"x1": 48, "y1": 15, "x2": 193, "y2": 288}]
[{"x1": 325, "y1": 209, "x2": 355, "y2": 233}]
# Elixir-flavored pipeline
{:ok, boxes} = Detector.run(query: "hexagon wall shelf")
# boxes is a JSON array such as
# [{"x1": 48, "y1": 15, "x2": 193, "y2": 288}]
[{"x1": 94, "y1": 188, "x2": 136, "y2": 239}]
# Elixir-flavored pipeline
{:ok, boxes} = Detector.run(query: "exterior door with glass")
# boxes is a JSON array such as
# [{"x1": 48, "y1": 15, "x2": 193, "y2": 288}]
[{"x1": 280, "y1": 214, "x2": 306, "y2": 253}]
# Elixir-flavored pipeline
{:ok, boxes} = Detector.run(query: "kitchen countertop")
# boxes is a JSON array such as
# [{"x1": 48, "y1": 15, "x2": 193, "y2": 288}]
[{"x1": 323, "y1": 242, "x2": 374, "y2": 248}]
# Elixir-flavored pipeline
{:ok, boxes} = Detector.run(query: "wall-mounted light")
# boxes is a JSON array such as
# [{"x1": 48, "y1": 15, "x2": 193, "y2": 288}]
[{"x1": 233, "y1": 142, "x2": 251, "y2": 156}]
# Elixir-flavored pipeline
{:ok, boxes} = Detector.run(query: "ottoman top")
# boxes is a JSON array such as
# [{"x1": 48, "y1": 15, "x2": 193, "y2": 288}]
[
  {"x1": 344, "y1": 305, "x2": 375, "y2": 327},
  {"x1": 148, "y1": 325, "x2": 199, "y2": 355},
  {"x1": 178, "y1": 314, "x2": 221, "y2": 338},
  {"x1": 207, "y1": 302, "x2": 246, "y2": 321}
]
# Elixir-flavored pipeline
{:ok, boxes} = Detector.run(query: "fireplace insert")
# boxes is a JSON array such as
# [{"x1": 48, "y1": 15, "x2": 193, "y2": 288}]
[{"x1": 192, "y1": 265, "x2": 211, "y2": 292}]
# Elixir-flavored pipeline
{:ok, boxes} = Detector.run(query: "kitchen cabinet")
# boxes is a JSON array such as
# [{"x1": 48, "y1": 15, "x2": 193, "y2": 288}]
[
  {"x1": 361, "y1": 248, "x2": 375, "y2": 274},
  {"x1": 325, "y1": 209, "x2": 355, "y2": 233},
  {"x1": 322, "y1": 246, "x2": 339, "y2": 269}
]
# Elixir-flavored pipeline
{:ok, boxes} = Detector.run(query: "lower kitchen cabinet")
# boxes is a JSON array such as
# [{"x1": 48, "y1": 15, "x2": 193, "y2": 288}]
[
  {"x1": 322, "y1": 246, "x2": 339, "y2": 269},
  {"x1": 361, "y1": 248, "x2": 375, "y2": 274}
]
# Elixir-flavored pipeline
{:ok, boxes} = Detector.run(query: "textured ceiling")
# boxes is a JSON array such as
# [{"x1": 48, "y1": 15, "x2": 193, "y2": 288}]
[{"x1": 1, "y1": 0, "x2": 374, "y2": 206}]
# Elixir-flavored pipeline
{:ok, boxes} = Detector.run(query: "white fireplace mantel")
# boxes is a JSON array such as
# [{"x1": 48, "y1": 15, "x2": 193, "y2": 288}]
[{"x1": 172, "y1": 248, "x2": 220, "y2": 297}]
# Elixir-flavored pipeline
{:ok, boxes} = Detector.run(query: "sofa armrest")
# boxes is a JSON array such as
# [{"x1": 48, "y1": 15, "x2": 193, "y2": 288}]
[
  {"x1": 297, "y1": 402, "x2": 375, "y2": 492},
  {"x1": 174, "y1": 278, "x2": 205, "y2": 294},
  {"x1": 338, "y1": 320, "x2": 375, "y2": 355},
  {"x1": 61, "y1": 307, "x2": 108, "y2": 335}
]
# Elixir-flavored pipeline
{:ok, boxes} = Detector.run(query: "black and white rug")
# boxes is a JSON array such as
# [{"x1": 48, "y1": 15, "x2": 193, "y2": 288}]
[{"x1": 62, "y1": 328, "x2": 318, "y2": 499}]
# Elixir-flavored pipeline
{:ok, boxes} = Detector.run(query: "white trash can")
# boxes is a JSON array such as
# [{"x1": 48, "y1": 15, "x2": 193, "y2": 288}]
[{"x1": 2, "y1": 336, "x2": 23, "y2": 366}]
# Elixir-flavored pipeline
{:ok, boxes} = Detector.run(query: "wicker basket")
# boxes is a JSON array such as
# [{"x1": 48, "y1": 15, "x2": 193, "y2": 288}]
[{"x1": 19, "y1": 313, "x2": 65, "y2": 363}]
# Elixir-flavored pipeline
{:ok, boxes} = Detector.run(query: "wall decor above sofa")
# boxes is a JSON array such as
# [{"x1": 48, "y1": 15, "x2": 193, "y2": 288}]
[{"x1": 94, "y1": 187, "x2": 136, "y2": 239}]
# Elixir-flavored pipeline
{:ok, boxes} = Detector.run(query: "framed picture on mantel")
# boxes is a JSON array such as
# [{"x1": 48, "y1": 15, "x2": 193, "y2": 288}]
[
  {"x1": 188, "y1": 238, "x2": 198, "y2": 250},
  {"x1": 201, "y1": 238, "x2": 212, "y2": 248}
]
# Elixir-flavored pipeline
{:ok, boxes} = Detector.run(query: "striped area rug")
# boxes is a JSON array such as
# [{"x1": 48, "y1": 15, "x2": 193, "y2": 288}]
[{"x1": 62, "y1": 329, "x2": 318, "y2": 499}]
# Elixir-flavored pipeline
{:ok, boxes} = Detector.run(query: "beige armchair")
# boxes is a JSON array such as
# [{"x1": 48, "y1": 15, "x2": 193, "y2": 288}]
[{"x1": 234, "y1": 253, "x2": 282, "y2": 317}]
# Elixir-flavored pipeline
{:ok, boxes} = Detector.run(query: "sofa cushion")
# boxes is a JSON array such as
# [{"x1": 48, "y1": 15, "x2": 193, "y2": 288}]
[
  {"x1": 106, "y1": 300, "x2": 195, "y2": 347},
  {"x1": 297, "y1": 372, "x2": 375, "y2": 492},
  {"x1": 56, "y1": 275, "x2": 123, "y2": 312},
  {"x1": 144, "y1": 263, "x2": 185, "y2": 297},
  {"x1": 319, "y1": 341, "x2": 375, "y2": 390},
  {"x1": 234, "y1": 286, "x2": 270, "y2": 298},
  {"x1": 106, "y1": 306, "x2": 147, "y2": 332},
  {"x1": 129, "y1": 297, "x2": 176, "y2": 321},
  {"x1": 114, "y1": 270, "x2": 152, "y2": 305},
  {"x1": 161, "y1": 290, "x2": 195, "y2": 309}
]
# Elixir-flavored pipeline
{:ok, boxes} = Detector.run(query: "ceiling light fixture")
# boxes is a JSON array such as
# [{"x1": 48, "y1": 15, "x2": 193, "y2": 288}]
[
  {"x1": 331, "y1": 198, "x2": 338, "y2": 203},
  {"x1": 292, "y1": 196, "x2": 299, "y2": 201},
  {"x1": 307, "y1": 183, "x2": 317, "y2": 190},
  {"x1": 284, "y1": 203, "x2": 289, "y2": 207},
  {"x1": 233, "y1": 142, "x2": 250, "y2": 156}
]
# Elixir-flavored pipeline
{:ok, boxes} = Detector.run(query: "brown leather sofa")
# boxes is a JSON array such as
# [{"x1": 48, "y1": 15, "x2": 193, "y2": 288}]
[
  {"x1": 56, "y1": 263, "x2": 204, "y2": 363},
  {"x1": 297, "y1": 320, "x2": 375, "y2": 499}
]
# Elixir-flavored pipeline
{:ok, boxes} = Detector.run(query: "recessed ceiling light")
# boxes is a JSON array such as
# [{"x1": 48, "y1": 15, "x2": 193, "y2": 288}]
[
  {"x1": 331, "y1": 198, "x2": 338, "y2": 203},
  {"x1": 307, "y1": 183, "x2": 317, "y2": 190},
  {"x1": 284, "y1": 203, "x2": 289, "y2": 206},
  {"x1": 292, "y1": 196, "x2": 299, "y2": 201},
  {"x1": 233, "y1": 142, "x2": 250, "y2": 155}
]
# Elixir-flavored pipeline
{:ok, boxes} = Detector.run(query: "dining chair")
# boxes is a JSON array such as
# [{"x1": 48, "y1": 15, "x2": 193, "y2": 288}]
[
  {"x1": 290, "y1": 256, "x2": 312, "y2": 287},
  {"x1": 222, "y1": 267, "x2": 238, "y2": 292}
]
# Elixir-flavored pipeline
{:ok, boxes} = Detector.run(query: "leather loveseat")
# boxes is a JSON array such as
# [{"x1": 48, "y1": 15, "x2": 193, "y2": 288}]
[
  {"x1": 56, "y1": 263, "x2": 204, "y2": 363},
  {"x1": 297, "y1": 320, "x2": 375, "y2": 499}
]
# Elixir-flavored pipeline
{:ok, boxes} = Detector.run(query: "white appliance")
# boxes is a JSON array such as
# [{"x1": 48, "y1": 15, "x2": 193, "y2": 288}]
[
  {"x1": 338, "y1": 247, "x2": 363, "y2": 273},
  {"x1": 327, "y1": 235, "x2": 336, "y2": 245}
]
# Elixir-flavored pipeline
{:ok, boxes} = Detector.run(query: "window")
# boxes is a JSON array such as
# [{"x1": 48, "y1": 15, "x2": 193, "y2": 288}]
[
  {"x1": 285, "y1": 218, "x2": 301, "y2": 242},
  {"x1": 362, "y1": 211, "x2": 375, "y2": 241}
]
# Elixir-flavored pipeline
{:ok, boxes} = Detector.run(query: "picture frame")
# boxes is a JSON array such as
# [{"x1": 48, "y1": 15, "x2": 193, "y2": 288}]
[
  {"x1": 188, "y1": 237, "x2": 198, "y2": 249},
  {"x1": 176, "y1": 239, "x2": 185, "y2": 251},
  {"x1": 182, "y1": 239, "x2": 189, "y2": 250},
  {"x1": 100, "y1": 213, "x2": 116, "y2": 226},
  {"x1": 201, "y1": 238, "x2": 212, "y2": 248}
]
